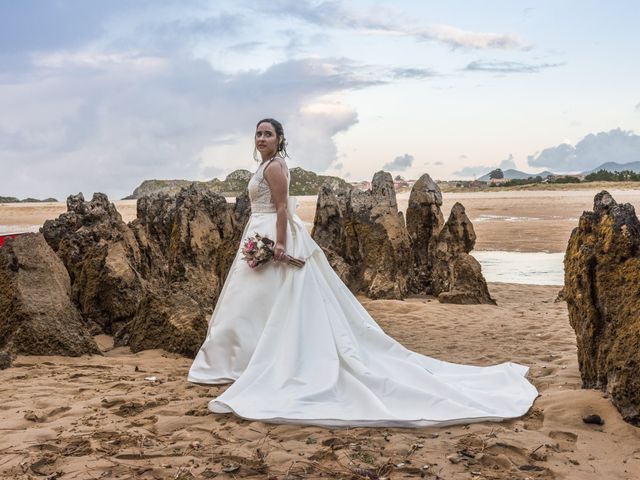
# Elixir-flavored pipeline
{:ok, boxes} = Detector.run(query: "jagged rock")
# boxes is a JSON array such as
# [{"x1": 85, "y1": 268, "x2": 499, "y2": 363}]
[
  {"x1": 37, "y1": 187, "x2": 250, "y2": 358},
  {"x1": 312, "y1": 171, "x2": 411, "y2": 299},
  {"x1": 116, "y1": 185, "x2": 250, "y2": 355},
  {"x1": 564, "y1": 190, "x2": 640, "y2": 425},
  {"x1": 0, "y1": 233, "x2": 100, "y2": 358},
  {"x1": 41, "y1": 193, "x2": 143, "y2": 334},
  {"x1": 406, "y1": 174, "x2": 444, "y2": 293},
  {"x1": 404, "y1": 176, "x2": 494, "y2": 304},
  {"x1": 114, "y1": 291, "x2": 208, "y2": 357},
  {"x1": 130, "y1": 185, "x2": 250, "y2": 310},
  {"x1": 0, "y1": 350, "x2": 14, "y2": 369},
  {"x1": 431, "y1": 203, "x2": 495, "y2": 304}
]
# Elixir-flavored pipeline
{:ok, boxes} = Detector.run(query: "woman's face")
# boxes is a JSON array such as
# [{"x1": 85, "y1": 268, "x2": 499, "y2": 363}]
[{"x1": 255, "y1": 122, "x2": 280, "y2": 160}]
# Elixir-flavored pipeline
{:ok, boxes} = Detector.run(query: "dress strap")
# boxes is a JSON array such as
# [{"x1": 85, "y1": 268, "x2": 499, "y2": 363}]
[
  {"x1": 261, "y1": 156, "x2": 277, "y2": 173},
  {"x1": 260, "y1": 155, "x2": 289, "y2": 181}
]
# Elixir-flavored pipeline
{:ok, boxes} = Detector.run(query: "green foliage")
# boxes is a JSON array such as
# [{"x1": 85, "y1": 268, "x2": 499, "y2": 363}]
[
  {"x1": 584, "y1": 169, "x2": 640, "y2": 182},
  {"x1": 490, "y1": 176, "x2": 543, "y2": 187},
  {"x1": 127, "y1": 167, "x2": 351, "y2": 198},
  {"x1": 488, "y1": 168, "x2": 504, "y2": 179},
  {"x1": 547, "y1": 175, "x2": 581, "y2": 184},
  {"x1": 0, "y1": 196, "x2": 58, "y2": 203}
]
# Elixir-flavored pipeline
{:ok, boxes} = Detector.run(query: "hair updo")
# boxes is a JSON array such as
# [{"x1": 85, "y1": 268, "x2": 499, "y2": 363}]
[{"x1": 254, "y1": 118, "x2": 289, "y2": 161}]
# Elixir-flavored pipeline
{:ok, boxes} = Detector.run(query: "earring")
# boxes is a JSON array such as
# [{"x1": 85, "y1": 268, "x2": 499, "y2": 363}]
[{"x1": 253, "y1": 146, "x2": 259, "y2": 161}]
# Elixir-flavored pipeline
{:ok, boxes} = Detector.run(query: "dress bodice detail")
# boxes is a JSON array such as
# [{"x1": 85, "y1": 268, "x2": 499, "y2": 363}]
[{"x1": 248, "y1": 158, "x2": 290, "y2": 213}]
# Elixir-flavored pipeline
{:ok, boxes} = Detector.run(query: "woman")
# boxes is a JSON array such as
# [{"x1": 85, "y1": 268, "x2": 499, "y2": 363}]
[{"x1": 188, "y1": 118, "x2": 538, "y2": 427}]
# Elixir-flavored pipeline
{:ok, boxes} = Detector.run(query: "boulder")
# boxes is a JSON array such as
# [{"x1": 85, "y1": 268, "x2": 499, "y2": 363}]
[
  {"x1": 41, "y1": 193, "x2": 143, "y2": 334},
  {"x1": 431, "y1": 203, "x2": 495, "y2": 304},
  {"x1": 406, "y1": 173, "x2": 444, "y2": 293},
  {"x1": 130, "y1": 185, "x2": 249, "y2": 310},
  {"x1": 0, "y1": 350, "x2": 15, "y2": 369},
  {"x1": 37, "y1": 187, "x2": 250, "y2": 358},
  {"x1": 312, "y1": 171, "x2": 412, "y2": 299},
  {"x1": 0, "y1": 233, "x2": 100, "y2": 357},
  {"x1": 564, "y1": 190, "x2": 640, "y2": 424},
  {"x1": 114, "y1": 291, "x2": 208, "y2": 358},
  {"x1": 404, "y1": 176, "x2": 494, "y2": 304}
]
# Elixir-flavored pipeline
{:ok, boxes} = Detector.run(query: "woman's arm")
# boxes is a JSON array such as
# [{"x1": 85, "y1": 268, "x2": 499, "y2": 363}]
[{"x1": 263, "y1": 159, "x2": 289, "y2": 261}]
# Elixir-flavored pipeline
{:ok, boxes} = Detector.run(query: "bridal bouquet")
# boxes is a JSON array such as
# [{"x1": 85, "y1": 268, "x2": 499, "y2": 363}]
[{"x1": 241, "y1": 233, "x2": 305, "y2": 268}]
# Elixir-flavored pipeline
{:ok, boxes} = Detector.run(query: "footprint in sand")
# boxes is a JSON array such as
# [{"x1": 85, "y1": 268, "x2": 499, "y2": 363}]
[
  {"x1": 548, "y1": 430, "x2": 578, "y2": 452},
  {"x1": 537, "y1": 365, "x2": 557, "y2": 378},
  {"x1": 23, "y1": 406, "x2": 72, "y2": 423},
  {"x1": 523, "y1": 408, "x2": 545, "y2": 430}
]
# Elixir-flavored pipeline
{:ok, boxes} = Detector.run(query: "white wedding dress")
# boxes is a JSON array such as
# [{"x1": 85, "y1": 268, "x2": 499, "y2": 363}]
[{"x1": 188, "y1": 159, "x2": 538, "y2": 427}]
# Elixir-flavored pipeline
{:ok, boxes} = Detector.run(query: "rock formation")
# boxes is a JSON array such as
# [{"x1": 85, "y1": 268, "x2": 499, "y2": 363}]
[
  {"x1": 0, "y1": 233, "x2": 101, "y2": 365},
  {"x1": 312, "y1": 171, "x2": 412, "y2": 299},
  {"x1": 405, "y1": 174, "x2": 494, "y2": 304},
  {"x1": 313, "y1": 171, "x2": 492, "y2": 303},
  {"x1": 564, "y1": 190, "x2": 640, "y2": 425},
  {"x1": 41, "y1": 193, "x2": 143, "y2": 335},
  {"x1": 37, "y1": 186, "x2": 250, "y2": 358},
  {"x1": 2, "y1": 168, "x2": 493, "y2": 363},
  {"x1": 116, "y1": 185, "x2": 250, "y2": 356},
  {"x1": 430, "y1": 203, "x2": 495, "y2": 305},
  {"x1": 406, "y1": 174, "x2": 444, "y2": 293}
]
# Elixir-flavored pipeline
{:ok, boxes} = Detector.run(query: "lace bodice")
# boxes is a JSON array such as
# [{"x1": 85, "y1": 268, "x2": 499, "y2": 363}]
[{"x1": 248, "y1": 158, "x2": 290, "y2": 213}]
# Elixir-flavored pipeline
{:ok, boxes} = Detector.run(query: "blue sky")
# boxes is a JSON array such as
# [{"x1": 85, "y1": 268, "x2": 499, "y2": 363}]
[{"x1": 1, "y1": 1, "x2": 639, "y2": 199}]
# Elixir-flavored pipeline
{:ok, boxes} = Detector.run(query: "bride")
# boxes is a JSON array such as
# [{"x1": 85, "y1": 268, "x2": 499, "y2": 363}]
[{"x1": 188, "y1": 118, "x2": 538, "y2": 427}]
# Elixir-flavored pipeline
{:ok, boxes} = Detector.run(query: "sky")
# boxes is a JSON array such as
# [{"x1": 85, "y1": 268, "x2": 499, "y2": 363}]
[{"x1": 1, "y1": 0, "x2": 639, "y2": 200}]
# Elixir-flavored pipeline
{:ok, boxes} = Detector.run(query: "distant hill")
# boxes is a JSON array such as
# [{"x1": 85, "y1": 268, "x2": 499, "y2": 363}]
[
  {"x1": 478, "y1": 169, "x2": 555, "y2": 181},
  {"x1": 124, "y1": 167, "x2": 350, "y2": 199},
  {"x1": 0, "y1": 196, "x2": 58, "y2": 203},
  {"x1": 582, "y1": 161, "x2": 640, "y2": 175}
]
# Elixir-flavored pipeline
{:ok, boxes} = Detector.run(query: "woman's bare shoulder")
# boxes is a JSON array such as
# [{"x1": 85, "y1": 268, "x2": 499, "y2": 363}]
[{"x1": 264, "y1": 157, "x2": 288, "y2": 177}]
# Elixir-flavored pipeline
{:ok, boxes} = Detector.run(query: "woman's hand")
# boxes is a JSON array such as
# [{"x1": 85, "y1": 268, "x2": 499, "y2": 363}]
[{"x1": 274, "y1": 242, "x2": 286, "y2": 261}]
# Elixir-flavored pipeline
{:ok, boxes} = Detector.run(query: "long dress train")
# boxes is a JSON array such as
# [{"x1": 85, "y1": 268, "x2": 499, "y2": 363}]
[{"x1": 188, "y1": 159, "x2": 538, "y2": 428}]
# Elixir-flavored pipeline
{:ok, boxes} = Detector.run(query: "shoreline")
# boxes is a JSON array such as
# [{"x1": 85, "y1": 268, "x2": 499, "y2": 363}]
[{"x1": 3, "y1": 188, "x2": 640, "y2": 253}]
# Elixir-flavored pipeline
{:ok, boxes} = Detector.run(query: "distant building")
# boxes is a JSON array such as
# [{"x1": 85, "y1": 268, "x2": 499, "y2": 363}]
[
  {"x1": 351, "y1": 180, "x2": 371, "y2": 191},
  {"x1": 489, "y1": 177, "x2": 509, "y2": 185}
]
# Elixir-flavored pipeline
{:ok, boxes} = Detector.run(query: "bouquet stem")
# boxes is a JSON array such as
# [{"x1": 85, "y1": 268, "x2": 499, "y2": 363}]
[{"x1": 284, "y1": 254, "x2": 305, "y2": 268}]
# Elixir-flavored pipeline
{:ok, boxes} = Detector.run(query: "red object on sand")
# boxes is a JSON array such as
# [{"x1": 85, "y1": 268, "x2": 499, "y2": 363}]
[{"x1": 0, "y1": 233, "x2": 26, "y2": 248}]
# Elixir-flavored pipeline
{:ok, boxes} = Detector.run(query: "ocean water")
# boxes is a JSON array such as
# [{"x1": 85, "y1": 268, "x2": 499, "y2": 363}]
[{"x1": 471, "y1": 251, "x2": 564, "y2": 286}]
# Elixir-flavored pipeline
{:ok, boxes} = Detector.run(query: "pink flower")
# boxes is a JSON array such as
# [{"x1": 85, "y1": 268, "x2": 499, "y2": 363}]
[{"x1": 248, "y1": 259, "x2": 258, "y2": 268}]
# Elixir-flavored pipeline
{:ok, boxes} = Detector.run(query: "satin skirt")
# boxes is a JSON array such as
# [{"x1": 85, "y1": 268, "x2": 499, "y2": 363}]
[{"x1": 187, "y1": 198, "x2": 538, "y2": 427}]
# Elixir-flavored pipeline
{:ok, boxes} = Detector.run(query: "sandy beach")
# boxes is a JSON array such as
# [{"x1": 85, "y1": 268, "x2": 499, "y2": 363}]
[
  {"x1": 2, "y1": 189, "x2": 640, "y2": 479},
  {"x1": 3, "y1": 188, "x2": 640, "y2": 252}
]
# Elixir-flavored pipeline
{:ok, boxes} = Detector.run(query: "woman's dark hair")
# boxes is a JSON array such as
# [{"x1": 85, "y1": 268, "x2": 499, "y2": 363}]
[{"x1": 254, "y1": 118, "x2": 288, "y2": 160}]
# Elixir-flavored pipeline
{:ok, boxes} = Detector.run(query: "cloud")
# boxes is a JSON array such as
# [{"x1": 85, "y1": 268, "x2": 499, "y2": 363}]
[
  {"x1": 391, "y1": 67, "x2": 436, "y2": 79},
  {"x1": 227, "y1": 41, "x2": 264, "y2": 53},
  {"x1": 453, "y1": 154, "x2": 516, "y2": 178},
  {"x1": 383, "y1": 153, "x2": 414, "y2": 171},
  {"x1": 452, "y1": 165, "x2": 494, "y2": 177},
  {"x1": 635, "y1": 102, "x2": 640, "y2": 111},
  {"x1": 434, "y1": 161, "x2": 443, "y2": 165},
  {"x1": 499, "y1": 154, "x2": 516, "y2": 169},
  {"x1": 413, "y1": 25, "x2": 527, "y2": 50},
  {"x1": 0, "y1": 53, "x2": 377, "y2": 199},
  {"x1": 262, "y1": 0, "x2": 528, "y2": 50},
  {"x1": 527, "y1": 128, "x2": 640, "y2": 172},
  {"x1": 464, "y1": 60, "x2": 564, "y2": 73}
]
